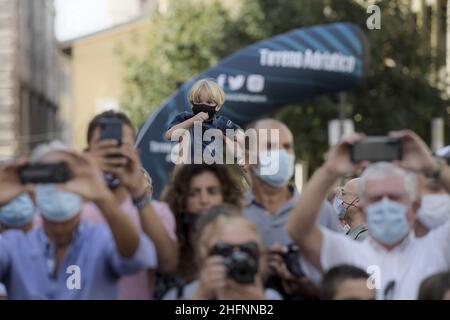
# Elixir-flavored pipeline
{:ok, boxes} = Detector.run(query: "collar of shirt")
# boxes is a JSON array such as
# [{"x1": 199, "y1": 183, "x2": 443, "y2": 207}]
[
  {"x1": 246, "y1": 184, "x2": 299, "y2": 217},
  {"x1": 366, "y1": 231, "x2": 415, "y2": 253},
  {"x1": 347, "y1": 223, "x2": 368, "y2": 240},
  {"x1": 36, "y1": 220, "x2": 86, "y2": 258}
]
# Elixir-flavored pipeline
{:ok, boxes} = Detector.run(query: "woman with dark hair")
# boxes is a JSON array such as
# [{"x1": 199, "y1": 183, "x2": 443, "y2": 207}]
[{"x1": 155, "y1": 164, "x2": 245, "y2": 298}]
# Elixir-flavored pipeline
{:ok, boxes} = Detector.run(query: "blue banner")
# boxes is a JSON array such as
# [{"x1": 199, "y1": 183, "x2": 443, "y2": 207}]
[{"x1": 136, "y1": 22, "x2": 369, "y2": 198}]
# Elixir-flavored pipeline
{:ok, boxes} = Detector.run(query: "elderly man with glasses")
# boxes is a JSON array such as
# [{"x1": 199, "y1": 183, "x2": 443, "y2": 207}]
[{"x1": 333, "y1": 178, "x2": 368, "y2": 241}]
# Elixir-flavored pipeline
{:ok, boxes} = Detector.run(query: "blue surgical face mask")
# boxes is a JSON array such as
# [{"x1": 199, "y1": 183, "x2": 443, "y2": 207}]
[
  {"x1": 36, "y1": 184, "x2": 83, "y2": 222},
  {"x1": 0, "y1": 193, "x2": 35, "y2": 228},
  {"x1": 366, "y1": 197, "x2": 410, "y2": 245},
  {"x1": 254, "y1": 149, "x2": 295, "y2": 187},
  {"x1": 333, "y1": 197, "x2": 346, "y2": 219},
  {"x1": 333, "y1": 195, "x2": 359, "y2": 220}
]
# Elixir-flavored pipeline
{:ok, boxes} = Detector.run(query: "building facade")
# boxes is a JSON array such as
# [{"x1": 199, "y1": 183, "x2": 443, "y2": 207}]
[
  {"x1": 60, "y1": 17, "x2": 152, "y2": 149},
  {"x1": 0, "y1": 0, "x2": 59, "y2": 160}
]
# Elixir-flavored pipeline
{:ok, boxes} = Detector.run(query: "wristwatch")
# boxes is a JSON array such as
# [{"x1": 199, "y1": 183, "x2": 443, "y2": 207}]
[{"x1": 132, "y1": 189, "x2": 152, "y2": 209}]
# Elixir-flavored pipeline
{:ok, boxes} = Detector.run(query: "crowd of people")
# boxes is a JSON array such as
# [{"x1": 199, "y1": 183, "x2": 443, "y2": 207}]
[{"x1": 0, "y1": 79, "x2": 449, "y2": 300}]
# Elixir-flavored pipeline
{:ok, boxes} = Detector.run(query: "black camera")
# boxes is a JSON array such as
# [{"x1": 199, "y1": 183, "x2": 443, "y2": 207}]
[
  {"x1": 210, "y1": 242, "x2": 259, "y2": 284},
  {"x1": 19, "y1": 162, "x2": 72, "y2": 184},
  {"x1": 282, "y1": 243, "x2": 305, "y2": 278}
]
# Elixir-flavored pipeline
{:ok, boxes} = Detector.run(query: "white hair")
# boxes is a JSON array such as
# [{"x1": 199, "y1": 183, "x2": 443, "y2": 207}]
[
  {"x1": 30, "y1": 140, "x2": 69, "y2": 163},
  {"x1": 358, "y1": 162, "x2": 418, "y2": 204}
]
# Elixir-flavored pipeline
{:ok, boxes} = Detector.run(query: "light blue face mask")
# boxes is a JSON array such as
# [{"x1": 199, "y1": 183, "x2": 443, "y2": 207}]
[
  {"x1": 254, "y1": 149, "x2": 295, "y2": 187},
  {"x1": 36, "y1": 184, "x2": 83, "y2": 222},
  {"x1": 333, "y1": 197, "x2": 346, "y2": 219},
  {"x1": 366, "y1": 197, "x2": 410, "y2": 245},
  {"x1": 0, "y1": 193, "x2": 35, "y2": 228}
]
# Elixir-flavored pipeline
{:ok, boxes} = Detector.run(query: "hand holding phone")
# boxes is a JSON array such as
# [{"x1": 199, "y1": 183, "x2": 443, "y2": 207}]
[
  {"x1": 350, "y1": 136, "x2": 402, "y2": 163},
  {"x1": 99, "y1": 118, "x2": 123, "y2": 146},
  {"x1": 98, "y1": 118, "x2": 125, "y2": 175},
  {"x1": 19, "y1": 162, "x2": 72, "y2": 184}
]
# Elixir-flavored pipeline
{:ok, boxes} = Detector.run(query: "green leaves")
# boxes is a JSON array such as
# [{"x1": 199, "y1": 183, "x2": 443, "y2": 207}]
[{"x1": 120, "y1": 0, "x2": 449, "y2": 175}]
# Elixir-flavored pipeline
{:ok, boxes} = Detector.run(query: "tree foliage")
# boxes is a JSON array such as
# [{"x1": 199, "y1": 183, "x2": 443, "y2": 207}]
[{"x1": 121, "y1": 0, "x2": 449, "y2": 173}]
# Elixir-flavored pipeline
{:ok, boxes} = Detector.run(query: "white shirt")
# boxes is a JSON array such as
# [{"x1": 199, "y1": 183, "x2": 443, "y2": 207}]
[
  {"x1": 0, "y1": 282, "x2": 5, "y2": 297},
  {"x1": 318, "y1": 221, "x2": 450, "y2": 300}
]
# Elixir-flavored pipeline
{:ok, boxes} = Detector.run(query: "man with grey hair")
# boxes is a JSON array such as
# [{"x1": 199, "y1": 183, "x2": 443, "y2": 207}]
[
  {"x1": 0, "y1": 141, "x2": 158, "y2": 299},
  {"x1": 287, "y1": 130, "x2": 450, "y2": 299}
]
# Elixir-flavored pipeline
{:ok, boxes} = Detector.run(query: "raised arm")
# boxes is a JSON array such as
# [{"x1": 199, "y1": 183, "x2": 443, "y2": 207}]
[
  {"x1": 110, "y1": 145, "x2": 179, "y2": 273},
  {"x1": 165, "y1": 112, "x2": 209, "y2": 140},
  {"x1": 390, "y1": 130, "x2": 450, "y2": 193},
  {"x1": 62, "y1": 151, "x2": 140, "y2": 258},
  {"x1": 0, "y1": 159, "x2": 32, "y2": 207},
  {"x1": 223, "y1": 128, "x2": 251, "y2": 185},
  {"x1": 287, "y1": 134, "x2": 366, "y2": 269}
]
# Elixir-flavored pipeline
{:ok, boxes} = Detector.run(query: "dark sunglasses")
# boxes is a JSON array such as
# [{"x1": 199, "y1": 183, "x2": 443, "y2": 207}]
[{"x1": 209, "y1": 241, "x2": 259, "y2": 259}]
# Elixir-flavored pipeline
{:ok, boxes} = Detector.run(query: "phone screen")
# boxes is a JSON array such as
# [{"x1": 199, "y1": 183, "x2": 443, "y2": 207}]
[
  {"x1": 351, "y1": 137, "x2": 402, "y2": 163},
  {"x1": 99, "y1": 118, "x2": 123, "y2": 146},
  {"x1": 19, "y1": 162, "x2": 72, "y2": 184}
]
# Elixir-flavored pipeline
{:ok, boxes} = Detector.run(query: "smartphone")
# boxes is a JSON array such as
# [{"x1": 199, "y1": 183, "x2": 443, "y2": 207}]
[
  {"x1": 19, "y1": 162, "x2": 72, "y2": 184},
  {"x1": 99, "y1": 118, "x2": 123, "y2": 146},
  {"x1": 350, "y1": 136, "x2": 402, "y2": 163},
  {"x1": 100, "y1": 118, "x2": 123, "y2": 160}
]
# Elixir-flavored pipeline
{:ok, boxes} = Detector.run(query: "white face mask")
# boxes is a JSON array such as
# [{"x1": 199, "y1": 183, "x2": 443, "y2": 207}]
[{"x1": 417, "y1": 194, "x2": 450, "y2": 229}]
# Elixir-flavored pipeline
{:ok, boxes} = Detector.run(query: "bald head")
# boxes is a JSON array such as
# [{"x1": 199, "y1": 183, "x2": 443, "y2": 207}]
[
  {"x1": 344, "y1": 178, "x2": 359, "y2": 195},
  {"x1": 249, "y1": 118, "x2": 290, "y2": 132},
  {"x1": 338, "y1": 178, "x2": 362, "y2": 225},
  {"x1": 247, "y1": 118, "x2": 294, "y2": 155}
]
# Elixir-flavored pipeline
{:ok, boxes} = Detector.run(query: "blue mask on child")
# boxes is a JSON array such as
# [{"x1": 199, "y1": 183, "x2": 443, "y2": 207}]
[
  {"x1": 366, "y1": 197, "x2": 410, "y2": 245},
  {"x1": 0, "y1": 193, "x2": 35, "y2": 228},
  {"x1": 36, "y1": 184, "x2": 83, "y2": 222},
  {"x1": 254, "y1": 149, "x2": 295, "y2": 187}
]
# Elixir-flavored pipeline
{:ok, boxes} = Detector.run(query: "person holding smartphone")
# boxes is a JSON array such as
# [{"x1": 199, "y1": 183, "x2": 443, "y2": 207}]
[
  {"x1": 287, "y1": 130, "x2": 450, "y2": 299},
  {"x1": 0, "y1": 141, "x2": 157, "y2": 299},
  {"x1": 83, "y1": 110, "x2": 178, "y2": 299},
  {"x1": 0, "y1": 181, "x2": 37, "y2": 299}
]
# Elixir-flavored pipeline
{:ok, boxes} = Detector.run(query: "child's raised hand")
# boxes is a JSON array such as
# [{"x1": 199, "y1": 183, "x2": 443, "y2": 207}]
[{"x1": 192, "y1": 112, "x2": 209, "y2": 122}]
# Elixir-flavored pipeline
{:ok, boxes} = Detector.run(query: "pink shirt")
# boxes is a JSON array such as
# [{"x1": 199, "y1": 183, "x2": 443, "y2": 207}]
[{"x1": 82, "y1": 198, "x2": 176, "y2": 300}]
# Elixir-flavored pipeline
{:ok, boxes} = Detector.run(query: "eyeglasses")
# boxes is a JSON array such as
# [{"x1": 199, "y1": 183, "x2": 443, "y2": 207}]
[{"x1": 336, "y1": 188, "x2": 359, "y2": 210}]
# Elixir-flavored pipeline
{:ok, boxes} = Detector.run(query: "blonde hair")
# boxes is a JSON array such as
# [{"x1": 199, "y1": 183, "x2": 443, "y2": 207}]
[
  {"x1": 196, "y1": 215, "x2": 268, "y2": 279},
  {"x1": 188, "y1": 79, "x2": 225, "y2": 107}
]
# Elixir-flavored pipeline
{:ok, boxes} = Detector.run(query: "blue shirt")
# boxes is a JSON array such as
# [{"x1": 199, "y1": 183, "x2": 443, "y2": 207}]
[
  {"x1": 168, "y1": 111, "x2": 241, "y2": 160},
  {"x1": 0, "y1": 220, "x2": 157, "y2": 299}
]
